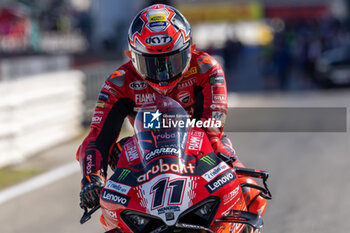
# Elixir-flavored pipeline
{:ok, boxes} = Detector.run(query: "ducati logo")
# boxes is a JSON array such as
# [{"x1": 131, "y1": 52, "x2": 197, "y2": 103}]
[{"x1": 177, "y1": 91, "x2": 190, "y2": 104}]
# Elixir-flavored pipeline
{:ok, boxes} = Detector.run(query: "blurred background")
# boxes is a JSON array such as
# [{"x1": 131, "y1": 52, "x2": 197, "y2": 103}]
[{"x1": 0, "y1": 0, "x2": 349, "y2": 233}]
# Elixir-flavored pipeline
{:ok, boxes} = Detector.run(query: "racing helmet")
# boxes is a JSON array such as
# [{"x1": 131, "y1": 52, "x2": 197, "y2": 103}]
[{"x1": 127, "y1": 4, "x2": 192, "y2": 95}]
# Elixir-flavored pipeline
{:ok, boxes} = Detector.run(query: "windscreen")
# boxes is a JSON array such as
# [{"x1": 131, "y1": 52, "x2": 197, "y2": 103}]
[{"x1": 134, "y1": 95, "x2": 190, "y2": 161}]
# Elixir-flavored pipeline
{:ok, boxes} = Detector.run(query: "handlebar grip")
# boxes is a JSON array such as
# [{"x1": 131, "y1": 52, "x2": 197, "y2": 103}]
[{"x1": 234, "y1": 167, "x2": 269, "y2": 179}]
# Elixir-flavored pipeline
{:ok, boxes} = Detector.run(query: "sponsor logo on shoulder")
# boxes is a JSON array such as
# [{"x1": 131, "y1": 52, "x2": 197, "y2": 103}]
[
  {"x1": 212, "y1": 111, "x2": 226, "y2": 124},
  {"x1": 209, "y1": 75, "x2": 225, "y2": 85},
  {"x1": 129, "y1": 81, "x2": 147, "y2": 90},
  {"x1": 98, "y1": 91, "x2": 110, "y2": 102},
  {"x1": 108, "y1": 70, "x2": 125, "y2": 87},
  {"x1": 101, "y1": 189, "x2": 130, "y2": 206},
  {"x1": 105, "y1": 180, "x2": 132, "y2": 195},
  {"x1": 211, "y1": 86, "x2": 227, "y2": 104},
  {"x1": 212, "y1": 94, "x2": 227, "y2": 104},
  {"x1": 202, "y1": 161, "x2": 230, "y2": 182},
  {"x1": 205, "y1": 170, "x2": 236, "y2": 194},
  {"x1": 102, "y1": 83, "x2": 112, "y2": 91},
  {"x1": 96, "y1": 101, "x2": 106, "y2": 108},
  {"x1": 184, "y1": 67, "x2": 197, "y2": 78}
]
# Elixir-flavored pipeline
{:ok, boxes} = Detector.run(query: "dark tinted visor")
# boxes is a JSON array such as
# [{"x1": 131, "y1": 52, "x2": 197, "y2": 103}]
[{"x1": 132, "y1": 45, "x2": 191, "y2": 84}]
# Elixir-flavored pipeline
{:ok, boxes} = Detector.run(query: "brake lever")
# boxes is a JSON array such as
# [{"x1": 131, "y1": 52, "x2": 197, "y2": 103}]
[
  {"x1": 235, "y1": 167, "x2": 272, "y2": 200},
  {"x1": 80, "y1": 204, "x2": 100, "y2": 224}
]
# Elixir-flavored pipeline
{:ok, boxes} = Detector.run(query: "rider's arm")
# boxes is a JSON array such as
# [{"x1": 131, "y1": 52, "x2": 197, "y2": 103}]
[
  {"x1": 195, "y1": 54, "x2": 228, "y2": 142},
  {"x1": 76, "y1": 69, "x2": 134, "y2": 178}
]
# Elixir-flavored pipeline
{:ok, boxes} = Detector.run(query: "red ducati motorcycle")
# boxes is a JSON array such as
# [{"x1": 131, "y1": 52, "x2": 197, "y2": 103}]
[{"x1": 81, "y1": 96, "x2": 271, "y2": 233}]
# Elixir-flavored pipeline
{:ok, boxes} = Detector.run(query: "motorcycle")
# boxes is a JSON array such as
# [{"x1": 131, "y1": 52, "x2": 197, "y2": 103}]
[{"x1": 80, "y1": 96, "x2": 271, "y2": 233}]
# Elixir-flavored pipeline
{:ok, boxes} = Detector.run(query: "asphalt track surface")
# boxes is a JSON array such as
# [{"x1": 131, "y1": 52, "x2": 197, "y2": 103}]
[{"x1": 0, "y1": 90, "x2": 349, "y2": 233}]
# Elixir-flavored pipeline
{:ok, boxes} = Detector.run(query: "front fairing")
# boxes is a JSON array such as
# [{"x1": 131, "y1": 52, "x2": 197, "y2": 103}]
[{"x1": 100, "y1": 96, "x2": 246, "y2": 232}]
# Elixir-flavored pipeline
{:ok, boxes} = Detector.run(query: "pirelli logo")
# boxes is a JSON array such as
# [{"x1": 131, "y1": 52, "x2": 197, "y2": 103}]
[{"x1": 149, "y1": 14, "x2": 166, "y2": 23}]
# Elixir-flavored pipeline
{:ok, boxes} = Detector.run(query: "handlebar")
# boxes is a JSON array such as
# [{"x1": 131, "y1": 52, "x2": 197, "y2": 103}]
[
  {"x1": 234, "y1": 167, "x2": 272, "y2": 200},
  {"x1": 80, "y1": 204, "x2": 100, "y2": 224}
]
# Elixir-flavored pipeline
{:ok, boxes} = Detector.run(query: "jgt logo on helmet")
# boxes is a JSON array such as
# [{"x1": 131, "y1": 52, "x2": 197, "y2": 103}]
[{"x1": 146, "y1": 35, "x2": 173, "y2": 45}]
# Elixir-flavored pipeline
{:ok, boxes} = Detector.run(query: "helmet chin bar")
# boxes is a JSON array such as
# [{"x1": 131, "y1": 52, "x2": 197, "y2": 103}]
[{"x1": 148, "y1": 75, "x2": 184, "y2": 95}]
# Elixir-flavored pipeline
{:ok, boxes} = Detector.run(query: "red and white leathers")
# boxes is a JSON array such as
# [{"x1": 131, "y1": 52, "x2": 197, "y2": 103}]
[{"x1": 77, "y1": 49, "x2": 267, "y2": 216}]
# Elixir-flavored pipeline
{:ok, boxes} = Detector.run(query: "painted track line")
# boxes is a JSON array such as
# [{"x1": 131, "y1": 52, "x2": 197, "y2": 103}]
[{"x1": 0, "y1": 161, "x2": 80, "y2": 205}]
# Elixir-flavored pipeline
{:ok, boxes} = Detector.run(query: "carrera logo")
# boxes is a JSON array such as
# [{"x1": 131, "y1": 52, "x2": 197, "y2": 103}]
[
  {"x1": 145, "y1": 35, "x2": 173, "y2": 45},
  {"x1": 101, "y1": 189, "x2": 130, "y2": 207},
  {"x1": 205, "y1": 170, "x2": 236, "y2": 194},
  {"x1": 105, "y1": 180, "x2": 131, "y2": 195},
  {"x1": 202, "y1": 162, "x2": 230, "y2": 182},
  {"x1": 145, "y1": 147, "x2": 180, "y2": 162},
  {"x1": 129, "y1": 81, "x2": 147, "y2": 90}
]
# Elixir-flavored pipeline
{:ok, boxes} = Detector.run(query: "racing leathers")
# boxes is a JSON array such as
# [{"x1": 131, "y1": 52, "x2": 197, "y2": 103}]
[{"x1": 77, "y1": 49, "x2": 267, "y2": 215}]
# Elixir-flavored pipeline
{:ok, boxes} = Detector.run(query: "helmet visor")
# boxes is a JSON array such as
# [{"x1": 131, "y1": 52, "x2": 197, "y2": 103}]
[{"x1": 132, "y1": 45, "x2": 191, "y2": 84}]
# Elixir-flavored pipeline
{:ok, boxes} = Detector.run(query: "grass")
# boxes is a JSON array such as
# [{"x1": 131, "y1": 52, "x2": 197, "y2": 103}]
[{"x1": 0, "y1": 168, "x2": 42, "y2": 189}]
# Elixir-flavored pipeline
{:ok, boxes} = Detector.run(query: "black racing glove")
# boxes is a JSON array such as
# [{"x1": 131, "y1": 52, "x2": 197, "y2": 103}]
[
  {"x1": 109, "y1": 136, "x2": 131, "y2": 171},
  {"x1": 80, "y1": 174, "x2": 105, "y2": 209}
]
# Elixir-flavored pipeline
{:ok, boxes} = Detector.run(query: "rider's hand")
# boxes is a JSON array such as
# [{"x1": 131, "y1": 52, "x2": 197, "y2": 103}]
[
  {"x1": 210, "y1": 137, "x2": 243, "y2": 167},
  {"x1": 80, "y1": 174, "x2": 105, "y2": 209}
]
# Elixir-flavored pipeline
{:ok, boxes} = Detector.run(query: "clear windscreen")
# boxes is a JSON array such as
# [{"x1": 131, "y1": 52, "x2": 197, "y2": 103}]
[{"x1": 134, "y1": 96, "x2": 190, "y2": 161}]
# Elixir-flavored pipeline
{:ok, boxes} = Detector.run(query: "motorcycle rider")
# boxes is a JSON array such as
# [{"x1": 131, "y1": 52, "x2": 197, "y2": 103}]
[{"x1": 77, "y1": 4, "x2": 267, "y2": 220}]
